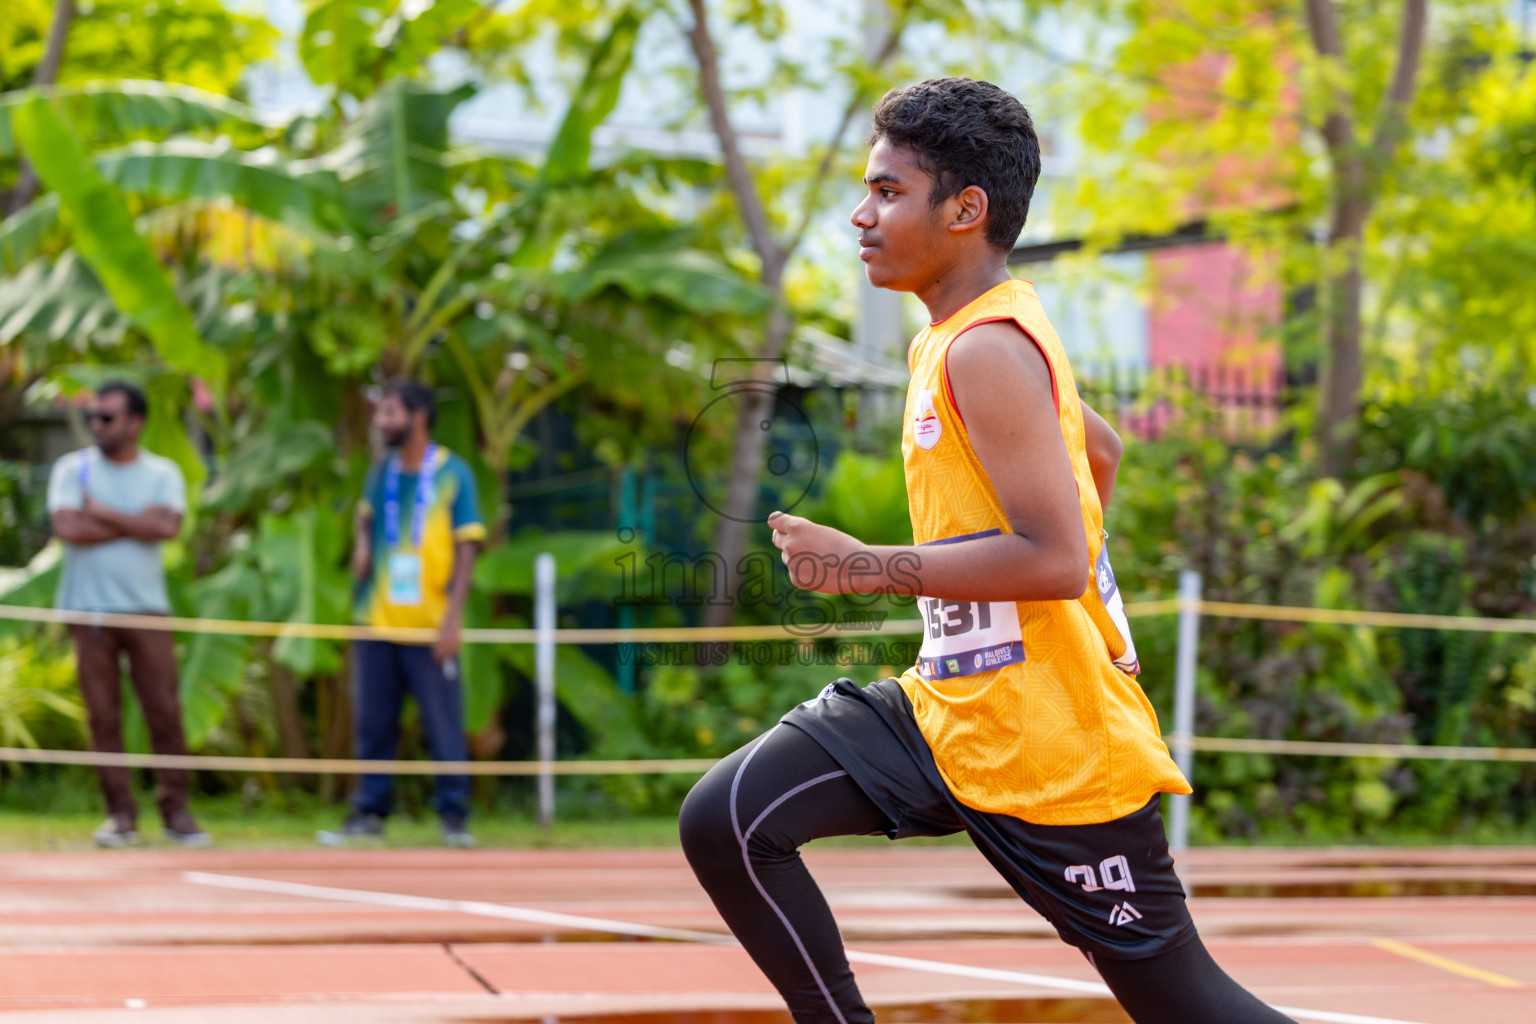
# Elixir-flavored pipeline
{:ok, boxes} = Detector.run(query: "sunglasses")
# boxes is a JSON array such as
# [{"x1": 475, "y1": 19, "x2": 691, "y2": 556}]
[{"x1": 88, "y1": 412, "x2": 117, "y2": 425}]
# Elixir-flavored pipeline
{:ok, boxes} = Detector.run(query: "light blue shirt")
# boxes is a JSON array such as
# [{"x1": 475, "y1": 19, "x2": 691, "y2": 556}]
[{"x1": 46, "y1": 447, "x2": 186, "y2": 614}]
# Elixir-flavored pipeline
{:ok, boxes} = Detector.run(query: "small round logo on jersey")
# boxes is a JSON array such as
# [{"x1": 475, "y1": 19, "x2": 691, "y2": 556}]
[
  {"x1": 913, "y1": 388, "x2": 942, "y2": 450},
  {"x1": 973, "y1": 653, "x2": 984, "y2": 669}
]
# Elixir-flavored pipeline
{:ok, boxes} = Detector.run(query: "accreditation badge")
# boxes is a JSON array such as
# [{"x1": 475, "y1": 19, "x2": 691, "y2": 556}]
[{"x1": 387, "y1": 551, "x2": 425, "y2": 607}]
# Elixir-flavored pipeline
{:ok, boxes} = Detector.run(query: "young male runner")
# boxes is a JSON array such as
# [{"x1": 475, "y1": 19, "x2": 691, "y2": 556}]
[{"x1": 680, "y1": 78, "x2": 1294, "y2": 1024}]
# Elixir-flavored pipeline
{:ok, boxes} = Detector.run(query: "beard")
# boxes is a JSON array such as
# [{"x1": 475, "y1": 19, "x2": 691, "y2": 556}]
[{"x1": 382, "y1": 426, "x2": 412, "y2": 449}]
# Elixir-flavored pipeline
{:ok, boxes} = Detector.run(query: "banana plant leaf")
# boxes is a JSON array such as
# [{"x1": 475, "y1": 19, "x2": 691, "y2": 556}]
[
  {"x1": 175, "y1": 560, "x2": 262, "y2": 747},
  {"x1": 499, "y1": 638, "x2": 652, "y2": 759},
  {"x1": 0, "y1": 81, "x2": 264, "y2": 159},
  {"x1": 556, "y1": 245, "x2": 770, "y2": 317},
  {"x1": 511, "y1": 9, "x2": 641, "y2": 265},
  {"x1": 140, "y1": 375, "x2": 208, "y2": 507},
  {"x1": 299, "y1": 0, "x2": 397, "y2": 96},
  {"x1": 10, "y1": 96, "x2": 227, "y2": 390},
  {"x1": 474, "y1": 531, "x2": 634, "y2": 597},
  {"x1": 0, "y1": 254, "x2": 127, "y2": 346},
  {"x1": 544, "y1": 10, "x2": 641, "y2": 186},
  {"x1": 0, "y1": 547, "x2": 63, "y2": 641},
  {"x1": 257, "y1": 509, "x2": 349, "y2": 677},
  {"x1": 338, "y1": 80, "x2": 473, "y2": 224},
  {"x1": 458, "y1": 586, "x2": 499, "y2": 733},
  {"x1": 0, "y1": 194, "x2": 60, "y2": 274},
  {"x1": 203, "y1": 422, "x2": 336, "y2": 512},
  {"x1": 97, "y1": 139, "x2": 351, "y2": 235}
]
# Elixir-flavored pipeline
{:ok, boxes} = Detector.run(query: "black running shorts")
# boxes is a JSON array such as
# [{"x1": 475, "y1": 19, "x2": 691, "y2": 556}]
[{"x1": 780, "y1": 676, "x2": 1197, "y2": 961}]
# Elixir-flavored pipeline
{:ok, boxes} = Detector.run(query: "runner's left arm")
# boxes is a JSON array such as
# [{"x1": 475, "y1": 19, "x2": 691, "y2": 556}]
[{"x1": 1081, "y1": 401, "x2": 1123, "y2": 513}]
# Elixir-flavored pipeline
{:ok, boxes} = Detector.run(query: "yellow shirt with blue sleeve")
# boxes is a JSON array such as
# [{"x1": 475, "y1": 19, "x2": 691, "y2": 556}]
[{"x1": 355, "y1": 447, "x2": 486, "y2": 635}]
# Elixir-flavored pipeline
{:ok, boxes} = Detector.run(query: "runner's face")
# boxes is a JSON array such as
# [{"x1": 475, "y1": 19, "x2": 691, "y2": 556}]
[
  {"x1": 850, "y1": 140, "x2": 950, "y2": 292},
  {"x1": 88, "y1": 391, "x2": 140, "y2": 455},
  {"x1": 375, "y1": 396, "x2": 416, "y2": 449}
]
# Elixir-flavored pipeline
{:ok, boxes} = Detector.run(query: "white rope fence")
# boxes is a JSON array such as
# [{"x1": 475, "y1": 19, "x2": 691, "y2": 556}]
[
  {"x1": 0, "y1": 747, "x2": 718, "y2": 775},
  {"x1": 2, "y1": 566, "x2": 1533, "y2": 832},
  {"x1": 2, "y1": 734, "x2": 1532, "y2": 778},
  {"x1": 5, "y1": 596, "x2": 1533, "y2": 641}
]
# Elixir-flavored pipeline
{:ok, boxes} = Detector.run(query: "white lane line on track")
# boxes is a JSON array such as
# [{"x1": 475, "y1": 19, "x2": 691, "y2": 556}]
[{"x1": 182, "y1": 871, "x2": 1435, "y2": 1024}]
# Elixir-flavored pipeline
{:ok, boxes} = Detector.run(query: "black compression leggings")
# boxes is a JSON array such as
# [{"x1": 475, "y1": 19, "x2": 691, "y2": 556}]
[{"x1": 679, "y1": 725, "x2": 1296, "y2": 1024}]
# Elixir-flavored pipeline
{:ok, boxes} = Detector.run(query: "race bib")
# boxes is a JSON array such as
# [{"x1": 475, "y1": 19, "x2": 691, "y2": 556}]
[
  {"x1": 387, "y1": 552, "x2": 424, "y2": 607},
  {"x1": 916, "y1": 595, "x2": 1025, "y2": 681},
  {"x1": 1095, "y1": 544, "x2": 1140, "y2": 674}
]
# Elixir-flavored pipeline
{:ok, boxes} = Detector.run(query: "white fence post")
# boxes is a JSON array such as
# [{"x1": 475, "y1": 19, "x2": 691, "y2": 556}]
[
  {"x1": 1168, "y1": 569, "x2": 1202, "y2": 853},
  {"x1": 535, "y1": 552, "x2": 557, "y2": 829}
]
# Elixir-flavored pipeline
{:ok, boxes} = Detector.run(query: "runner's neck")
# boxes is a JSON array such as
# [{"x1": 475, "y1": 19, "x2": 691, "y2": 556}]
[{"x1": 918, "y1": 262, "x2": 1013, "y2": 326}]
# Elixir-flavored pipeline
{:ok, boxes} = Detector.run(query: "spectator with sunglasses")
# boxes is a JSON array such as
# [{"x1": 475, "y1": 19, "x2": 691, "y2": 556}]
[{"x1": 46, "y1": 380, "x2": 209, "y2": 849}]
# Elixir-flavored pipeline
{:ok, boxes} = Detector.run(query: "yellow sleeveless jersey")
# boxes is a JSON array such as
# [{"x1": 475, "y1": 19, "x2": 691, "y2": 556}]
[{"x1": 895, "y1": 278, "x2": 1190, "y2": 825}]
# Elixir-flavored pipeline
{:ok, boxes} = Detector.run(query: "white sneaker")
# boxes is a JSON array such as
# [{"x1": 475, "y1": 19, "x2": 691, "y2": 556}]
[
  {"x1": 164, "y1": 827, "x2": 212, "y2": 848},
  {"x1": 93, "y1": 817, "x2": 140, "y2": 849}
]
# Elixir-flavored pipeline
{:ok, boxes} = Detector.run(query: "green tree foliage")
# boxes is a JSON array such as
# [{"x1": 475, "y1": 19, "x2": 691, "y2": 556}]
[
  {"x1": 0, "y1": 0, "x2": 276, "y2": 95},
  {"x1": 1042, "y1": 0, "x2": 1532, "y2": 472},
  {"x1": 0, "y1": 3, "x2": 770, "y2": 784},
  {"x1": 2, "y1": 2, "x2": 1530, "y2": 837},
  {"x1": 1082, "y1": 382, "x2": 1536, "y2": 841}
]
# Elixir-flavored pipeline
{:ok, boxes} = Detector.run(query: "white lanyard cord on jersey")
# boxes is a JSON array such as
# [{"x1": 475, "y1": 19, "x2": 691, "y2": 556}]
[{"x1": 382, "y1": 444, "x2": 439, "y2": 548}]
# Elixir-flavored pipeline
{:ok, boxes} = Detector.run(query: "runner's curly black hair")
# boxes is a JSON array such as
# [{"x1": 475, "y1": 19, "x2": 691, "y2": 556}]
[{"x1": 869, "y1": 78, "x2": 1041, "y2": 252}]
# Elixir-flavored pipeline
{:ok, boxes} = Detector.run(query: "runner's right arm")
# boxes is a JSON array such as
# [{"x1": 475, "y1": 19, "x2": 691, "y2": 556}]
[{"x1": 771, "y1": 318, "x2": 1090, "y2": 603}]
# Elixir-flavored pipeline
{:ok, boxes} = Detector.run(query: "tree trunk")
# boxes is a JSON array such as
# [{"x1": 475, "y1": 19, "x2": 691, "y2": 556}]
[
  {"x1": 703, "y1": 295, "x2": 792, "y2": 628},
  {"x1": 1316, "y1": 193, "x2": 1368, "y2": 478},
  {"x1": 317, "y1": 658, "x2": 354, "y2": 804},
  {"x1": 266, "y1": 659, "x2": 314, "y2": 791},
  {"x1": 685, "y1": 0, "x2": 903, "y2": 628},
  {"x1": 1304, "y1": 0, "x2": 1428, "y2": 479},
  {"x1": 5, "y1": 0, "x2": 76, "y2": 216}
]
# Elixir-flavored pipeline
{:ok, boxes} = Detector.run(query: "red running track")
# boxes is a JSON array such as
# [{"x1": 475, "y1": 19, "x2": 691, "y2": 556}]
[{"x1": 0, "y1": 845, "x2": 1532, "y2": 1023}]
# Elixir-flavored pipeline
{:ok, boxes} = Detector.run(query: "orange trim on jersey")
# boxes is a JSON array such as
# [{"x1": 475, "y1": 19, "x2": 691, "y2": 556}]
[
  {"x1": 941, "y1": 316, "x2": 1061, "y2": 429},
  {"x1": 941, "y1": 342, "x2": 964, "y2": 430},
  {"x1": 927, "y1": 278, "x2": 1035, "y2": 327}
]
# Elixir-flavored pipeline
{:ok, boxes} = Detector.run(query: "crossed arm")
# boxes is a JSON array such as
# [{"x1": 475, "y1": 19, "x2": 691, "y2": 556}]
[{"x1": 52, "y1": 500, "x2": 182, "y2": 546}]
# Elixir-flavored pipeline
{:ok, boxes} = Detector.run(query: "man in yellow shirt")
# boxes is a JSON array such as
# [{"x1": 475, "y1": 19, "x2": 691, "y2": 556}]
[
  {"x1": 680, "y1": 79, "x2": 1293, "y2": 1024},
  {"x1": 318, "y1": 379, "x2": 485, "y2": 848}
]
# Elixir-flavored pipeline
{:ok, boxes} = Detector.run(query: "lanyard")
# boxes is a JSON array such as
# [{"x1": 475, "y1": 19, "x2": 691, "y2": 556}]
[
  {"x1": 78, "y1": 449, "x2": 92, "y2": 497},
  {"x1": 383, "y1": 444, "x2": 438, "y2": 548}
]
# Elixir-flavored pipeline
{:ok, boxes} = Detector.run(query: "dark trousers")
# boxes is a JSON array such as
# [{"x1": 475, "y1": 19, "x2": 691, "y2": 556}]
[
  {"x1": 351, "y1": 640, "x2": 469, "y2": 822},
  {"x1": 68, "y1": 623, "x2": 192, "y2": 828}
]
